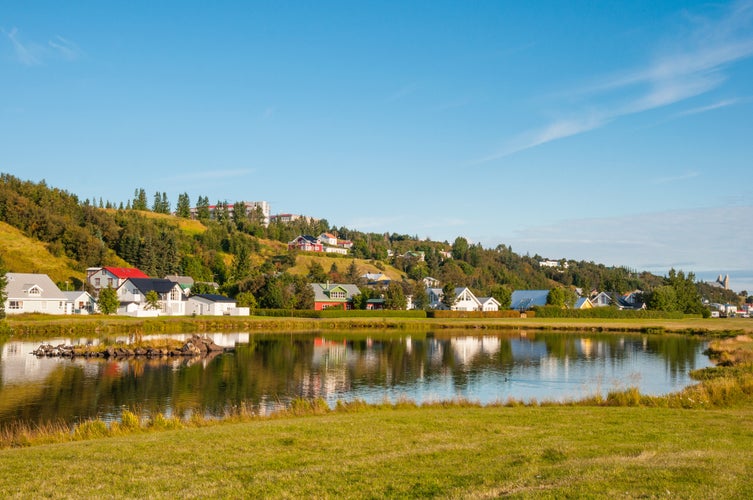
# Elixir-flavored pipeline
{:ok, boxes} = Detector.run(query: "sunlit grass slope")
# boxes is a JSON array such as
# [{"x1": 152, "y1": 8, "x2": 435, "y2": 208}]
[{"x1": 0, "y1": 221, "x2": 84, "y2": 284}]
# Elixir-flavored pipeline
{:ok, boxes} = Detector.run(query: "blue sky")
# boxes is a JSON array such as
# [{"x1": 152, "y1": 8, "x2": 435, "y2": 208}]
[{"x1": 2, "y1": 1, "x2": 752, "y2": 292}]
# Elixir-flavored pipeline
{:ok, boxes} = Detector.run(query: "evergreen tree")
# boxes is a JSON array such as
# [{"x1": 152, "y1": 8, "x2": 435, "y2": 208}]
[
  {"x1": 176, "y1": 193, "x2": 191, "y2": 218},
  {"x1": 232, "y1": 245, "x2": 252, "y2": 281},
  {"x1": 196, "y1": 196, "x2": 210, "y2": 220},
  {"x1": 385, "y1": 281, "x2": 407, "y2": 310},
  {"x1": 441, "y1": 283, "x2": 457, "y2": 309}
]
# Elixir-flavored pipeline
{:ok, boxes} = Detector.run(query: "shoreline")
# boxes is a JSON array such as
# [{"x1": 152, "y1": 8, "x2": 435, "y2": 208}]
[{"x1": 4, "y1": 314, "x2": 753, "y2": 339}]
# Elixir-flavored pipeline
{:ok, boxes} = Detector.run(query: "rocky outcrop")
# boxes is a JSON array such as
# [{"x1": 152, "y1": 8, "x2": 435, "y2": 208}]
[{"x1": 31, "y1": 335, "x2": 233, "y2": 359}]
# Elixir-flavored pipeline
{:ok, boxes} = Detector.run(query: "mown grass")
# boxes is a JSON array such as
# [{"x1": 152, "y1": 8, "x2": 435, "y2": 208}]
[{"x1": 1, "y1": 400, "x2": 752, "y2": 498}]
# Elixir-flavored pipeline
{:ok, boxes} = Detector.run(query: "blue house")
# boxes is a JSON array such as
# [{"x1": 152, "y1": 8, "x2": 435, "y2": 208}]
[{"x1": 510, "y1": 290, "x2": 549, "y2": 310}]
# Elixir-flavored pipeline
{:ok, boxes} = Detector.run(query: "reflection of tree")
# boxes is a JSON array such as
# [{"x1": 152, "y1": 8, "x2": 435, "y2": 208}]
[
  {"x1": 643, "y1": 335, "x2": 703, "y2": 379},
  {"x1": 0, "y1": 332, "x2": 708, "y2": 429}
]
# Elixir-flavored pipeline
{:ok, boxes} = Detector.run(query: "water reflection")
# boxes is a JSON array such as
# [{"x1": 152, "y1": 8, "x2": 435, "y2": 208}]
[{"x1": 0, "y1": 331, "x2": 710, "y2": 428}]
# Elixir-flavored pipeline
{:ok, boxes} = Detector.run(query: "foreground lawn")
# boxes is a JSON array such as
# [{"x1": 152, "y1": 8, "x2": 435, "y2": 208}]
[{"x1": 1, "y1": 405, "x2": 752, "y2": 498}]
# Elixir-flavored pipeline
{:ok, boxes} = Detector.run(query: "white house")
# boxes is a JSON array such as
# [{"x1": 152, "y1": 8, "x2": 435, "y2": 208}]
[
  {"x1": 62, "y1": 290, "x2": 97, "y2": 315},
  {"x1": 116, "y1": 278, "x2": 186, "y2": 316},
  {"x1": 187, "y1": 294, "x2": 248, "y2": 316},
  {"x1": 477, "y1": 296, "x2": 501, "y2": 312},
  {"x1": 4, "y1": 273, "x2": 67, "y2": 315},
  {"x1": 428, "y1": 287, "x2": 483, "y2": 311}
]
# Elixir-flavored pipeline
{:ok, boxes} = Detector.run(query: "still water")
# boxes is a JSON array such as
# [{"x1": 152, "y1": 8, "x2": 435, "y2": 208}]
[{"x1": 0, "y1": 331, "x2": 711, "y2": 428}]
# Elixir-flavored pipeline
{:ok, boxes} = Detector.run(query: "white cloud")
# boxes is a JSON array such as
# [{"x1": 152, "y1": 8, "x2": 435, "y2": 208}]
[
  {"x1": 3, "y1": 28, "x2": 82, "y2": 65},
  {"x1": 48, "y1": 35, "x2": 82, "y2": 61},
  {"x1": 478, "y1": 0, "x2": 753, "y2": 162},
  {"x1": 4, "y1": 27, "x2": 42, "y2": 65}
]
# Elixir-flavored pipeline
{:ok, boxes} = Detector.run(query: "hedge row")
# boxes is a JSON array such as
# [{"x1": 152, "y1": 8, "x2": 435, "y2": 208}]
[
  {"x1": 251, "y1": 309, "x2": 427, "y2": 319},
  {"x1": 427, "y1": 310, "x2": 525, "y2": 319},
  {"x1": 531, "y1": 306, "x2": 686, "y2": 319}
]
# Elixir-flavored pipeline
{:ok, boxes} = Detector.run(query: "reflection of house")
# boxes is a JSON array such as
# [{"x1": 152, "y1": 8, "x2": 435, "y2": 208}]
[
  {"x1": 187, "y1": 294, "x2": 248, "y2": 316},
  {"x1": 4, "y1": 273, "x2": 67, "y2": 315},
  {"x1": 510, "y1": 290, "x2": 549, "y2": 310},
  {"x1": 87, "y1": 267, "x2": 148, "y2": 296},
  {"x1": 62, "y1": 290, "x2": 97, "y2": 315},
  {"x1": 311, "y1": 283, "x2": 361, "y2": 310},
  {"x1": 116, "y1": 278, "x2": 186, "y2": 316}
]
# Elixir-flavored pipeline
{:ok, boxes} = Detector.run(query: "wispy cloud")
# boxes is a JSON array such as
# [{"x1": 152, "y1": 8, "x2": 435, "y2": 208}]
[
  {"x1": 3, "y1": 28, "x2": 82, "y2": 65},
  {"x1": 478, "y1": 0, "x2": 753, "y2": 162},
  {"x1": 4, "y1": 27, "x2": 42, "y2": 65},
  {"x1": 673, "y1": 98, "x2": 740, "y2": 117},
  {"x1": 651, "y1": 171, "x2": 700, "y2": 184},
  {"x1": 48, "y1": 35, "x2": 82, "y2": 61}
]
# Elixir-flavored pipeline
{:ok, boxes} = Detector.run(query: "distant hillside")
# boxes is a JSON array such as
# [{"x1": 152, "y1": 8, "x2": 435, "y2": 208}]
[{"x1": 0, "y1": 173, "x2": 744, "y2": 307}]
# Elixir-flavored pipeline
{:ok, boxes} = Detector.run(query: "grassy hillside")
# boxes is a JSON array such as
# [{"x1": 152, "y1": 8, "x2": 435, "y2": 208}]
[
  {"x1": 288, "y1": 253, "x2": 405, "y2": 281},
  {"x1": 0, "y1": 221, "x2": 85, "y2": 285}
]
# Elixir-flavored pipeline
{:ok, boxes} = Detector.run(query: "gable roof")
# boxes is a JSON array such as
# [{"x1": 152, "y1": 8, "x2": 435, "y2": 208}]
[
  {"x1": 125, "y1": 278, "x2": 181, "y2": 295},
  {"x1": 510, "y1": 290, "x2": 549, "y2": 310},
  {"x1": 311, "y1": 283, "x2": 361, "y2": 302},
  {"x1": 189, "y1": 293, "x2": 236, "y2": 303},
  {"x1": 61, "y1": 291, "x2": 93, "y2": 301},
  {"x1": 5, "y1": 273, "x2": 66, "y2": 300},
  {"x1": 103, "y1": 267, "x2": 149, "y2": 279}
]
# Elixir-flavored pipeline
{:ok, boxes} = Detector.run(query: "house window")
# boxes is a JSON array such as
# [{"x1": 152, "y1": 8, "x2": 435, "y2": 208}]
[
  {"x1": 9, "y1": 300, "x2": 21, "y2": 310},
  {"x1": 170, "y1": 289, "x2": 180, "y2": 301},
  {"x1": 95, "y1": 278, "x2": 101, "y2": 287},
  {"x1": 329, "y1": 291, "x2": 346, "y2": 299},
  {"x1": 107, "y1": 278, "x2": 114, "y2": 287},
  {"x1": 28, "y1": 287, "x2": 41, "y2": 296}
]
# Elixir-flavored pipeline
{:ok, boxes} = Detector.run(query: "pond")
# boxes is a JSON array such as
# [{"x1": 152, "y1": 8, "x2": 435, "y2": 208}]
[{"x1": 0, "y1": 331, "x2": 711, "y2": 428}]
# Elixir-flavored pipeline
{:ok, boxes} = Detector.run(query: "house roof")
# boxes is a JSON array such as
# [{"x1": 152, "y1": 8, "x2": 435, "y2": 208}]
[
  {"x1": 5, "y1": 273, "x2": 66, "y2": 300},
  {"x1": 125, "y1": 278, "x2": 181, "y2": 295},
  {"x1": 311, "y1": 283, "x2": 361, "y2": 302},
  {"x1": 103, "y1": 267, "x2": 149, "y2": 279},
  {"x1": 573, "y1": 297, "x2": 591, "y2": 309},
  {"x1": 510, "y1": 290, "x2": 550, "y2": 310},
  {"x1": 478, "y1": 296, "x2": 501, "y2": 305},
  {"x1": 165, "y1": 275, "x2": 195, "y2": 287},
  {"x1": 61, "y1": 291, "x2": 93, "y2": 301},
  {"x1": 190, "y1": 294, "x2": 236, "y2": 303}
]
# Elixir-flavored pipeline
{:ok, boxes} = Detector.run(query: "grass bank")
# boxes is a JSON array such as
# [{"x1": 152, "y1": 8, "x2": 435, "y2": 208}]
[
  {"x1": 1, "y1": 401, "x2": 752, "y2": 498},
  {"x1": 6, "y1": 314, "x2": 753, "y2": 338}
]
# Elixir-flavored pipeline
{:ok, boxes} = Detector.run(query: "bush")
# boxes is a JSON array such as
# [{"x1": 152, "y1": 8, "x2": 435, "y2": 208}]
[{"x1": 531, "y1": 306, "x2": 685, "y2": 319}]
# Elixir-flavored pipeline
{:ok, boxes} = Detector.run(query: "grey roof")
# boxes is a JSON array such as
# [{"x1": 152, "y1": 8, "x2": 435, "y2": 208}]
[
  {"x1": 190, "y1": 294, "x2": 235, "y2": 303},
  {"x1": 311, "y1": 283, "x2": 361, "y2": 302},
  {"x1": 126, "y1": 278, "x2": 181, "y2": 295},
  {"x1": 165, "y1": 275, "x2": 195, "y2": 286},
  {"x1": 5, "y1": 273, "x2": 66, "y2": 300},
  {"x1": 510, "y1": 290, "x2": 550, "y2": 310},
  {"x1": 61, "y1": 291, "x2": 93, "y2": 301}
]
